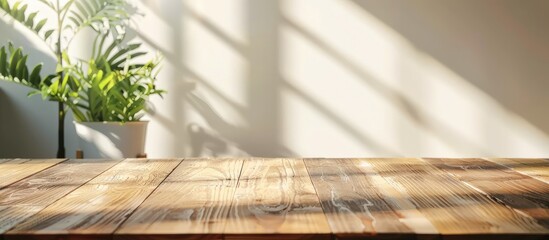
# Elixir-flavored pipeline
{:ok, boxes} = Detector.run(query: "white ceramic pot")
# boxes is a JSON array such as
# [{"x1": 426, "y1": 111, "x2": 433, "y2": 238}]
[{"x1": 74, "y1": 121, "x2": 148, "y2": 159}]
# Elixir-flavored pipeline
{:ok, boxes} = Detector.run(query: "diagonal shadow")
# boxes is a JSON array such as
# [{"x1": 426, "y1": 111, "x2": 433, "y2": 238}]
[
  {"x1": 282, "y1": 16, "x2": 493, "y2": 156},
  {"x1": 281, "y1": 80, "x2": 399, "y2": 156},
  {"x1": 134, "y1": 1, "x2": 436, "y2": 157},
  {"x1": 349, "y1": 0, "x2": 549, "y2": 137}
]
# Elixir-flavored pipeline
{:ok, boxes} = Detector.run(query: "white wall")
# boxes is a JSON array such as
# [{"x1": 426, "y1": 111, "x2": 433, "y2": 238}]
[{"x1": 1, "y1": 0, "x2": 549, "y2": 158}]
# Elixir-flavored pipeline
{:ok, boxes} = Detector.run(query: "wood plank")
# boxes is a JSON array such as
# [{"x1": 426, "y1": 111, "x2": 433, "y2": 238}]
[
  {"x1": 0, "y1": 159, "x2": 67, "y2": 189},
  {"x1": 485, "y1": 158, "x2": 549, "y2": 184},
  {"x1": 0, "y1": 159, "x2": 14, "y2": 164},
  {"x1": 223, "y1": 158, "x2": 330, "y2": 239},
  {"x1": 424, "y1": 158, "x2": 549, "y2": 230},
  {"x1": 115, "y1": 158, "x2": 244, "y2": 240},
  {"x1": 304, "y1": 158, "x2": 415, "y2": 239},
  {"x1": 362, "y1": 158, "x2": 547, "y2": 236},
  {"x1": 0, "y1": 159, "x2": 121, "y2": 234},
  {"x1": 5, "y1": 158, "x2": 181, "y2": 240},
  {"x1": 350, "y1": 159, "x2": 439, "y2": 239}
]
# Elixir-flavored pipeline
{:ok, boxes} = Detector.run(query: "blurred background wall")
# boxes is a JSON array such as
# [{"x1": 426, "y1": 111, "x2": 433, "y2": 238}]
[{"x1": 1, "y1": 0, "x2": 549, "y2": 158}]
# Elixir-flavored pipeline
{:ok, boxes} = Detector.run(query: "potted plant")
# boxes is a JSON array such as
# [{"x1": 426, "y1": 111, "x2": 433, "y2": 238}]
[
  {"x1": 66, "y1": 32, "x2": 164, "y2": 158},
  {"x1": 0, "y1": 0, "x2": 163, "y2": 158}
]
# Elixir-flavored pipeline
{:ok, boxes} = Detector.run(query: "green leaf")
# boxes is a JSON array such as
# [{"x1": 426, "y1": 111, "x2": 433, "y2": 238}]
[
  {"x1": 81, "y1": 0, "x2": 96, "y2": 16},
  {"x1": 112, "y1": 52, "x2": 146, "y2": 69},
  {"x1": 11, "y1": 1, "x2": 20, "y2": 15},
  {"x1": 0, "y1": 0, "x2": 10, "y2": 11},
  {"x1": 91, "y1": 0, "x2": 102, "y2": 10},
  {"x1": 34, "y1": 18, "x2": 47, "y2": 32},
  {"x1": 16, "y1": 55, "x2": 28, "y2": 80},
  {"x1": 60, "y1": 72, "x2": 70, "y2": 90},
  {"x1": 95, "y1": 34, "x2": 108, "y2": 59},
  {"x1": 22, "y1": 65, "x2": 29, "y2": 83},
  {"x1": 49, "y1": 78, "x2": 59, "y2": 94},
  {"x1": 128, "y1": 101, "x2": 144, "y2": 117},
  {"x1": 61, "y1": 51, "x2": 71, "y2": 65},
  {"x1": 27, "y1": 90, "x2": 41, "y2": 97},
  {"x1": 15, "y1": 4, "x2": 27, "y2": 22},
  {"x1": 29, "y1": 64, "x2": 43, "y2": 87},
  {"x1": 66, "y1": 0, "x2": 130, "y2": 36},
  {"x1": 68, "y1": 16, "x2": 81, "y2": 29},
  {"x1": 108, "y1": 43, "x2": 139, "y2": 64},
  {"x1": 44, "y1": 29, "x2": 55, "y2": 40},
  {"x1": 43, "y1": 74, "x2": 55, "y2": 85},
  {"x1": 98, "y1": 73, "x2": 113, "y2": 90},
  {"x1": 71, "y1": 107, "x2": 87, "y2": 122},
  {"x1": 9, "y1": 48, "x2": 22, "y2": 76},
  {"x1": 25, "y1": 11, "x2": 38, "y2": 27},
  {"x1": 74, "y1": 1, "x2": 88, "y2": 20},
  {"x1": 102, "y1": 39, "x2": 121, "y2": 60},
  {"x1": 0, "y1": 46, "x2": 7, "y2": 76}
]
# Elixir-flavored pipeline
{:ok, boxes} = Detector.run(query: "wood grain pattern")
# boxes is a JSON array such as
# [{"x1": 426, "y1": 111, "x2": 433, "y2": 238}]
[
  {"x1": 0, "y1": 158, "x2": 546, "y2": 240},
  {"x1": 224, "y1": 158, "x2": 330, "y2": 239},
  {"x1": 304, "y1": 158, "x2": 413, "y2": 238},
  {"x1": 363, "y1": 158, "x2": 547, "y2": 235},
  {"x1": 5, "y1": 158, "x2": 181, "y2": 240},
  {"x1": 0, "y1": 159, "x2": 121, "y2": 233},
  {"x1": 352, "y1": 159, "x2": 439, "y2": 236},
  {"x1": 424, "y1": 158, "x2": 549, "y2": 230},
  {"x1": 115, "y1": 158, "x2": 244, "y2": 239},
  {"x1": 486, "y1": 158, "x2": 549, "y2": 184},
  {"x1": 0, "y1": 159, "x2": 66, "y2": 189}
]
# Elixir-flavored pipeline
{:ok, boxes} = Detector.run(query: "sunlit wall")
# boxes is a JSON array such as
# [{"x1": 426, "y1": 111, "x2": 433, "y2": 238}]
[{"x1": 1, "y1": 0, "x2": 549, "y2": 158}]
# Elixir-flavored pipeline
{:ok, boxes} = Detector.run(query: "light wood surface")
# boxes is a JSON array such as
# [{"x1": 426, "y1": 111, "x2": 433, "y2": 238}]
[
  {"x1": 0, "y1": 157, "x2": 546, "y2": 240},
  {"x1": 424, "y1": 158, "x2": 549, "y2": 229},
  {"x1": 0, "y1": 159, "x2": 67, "y2": 189},
  {"x1": 5, "y1": 158, "x2": 181, "y2": 239},
  {"x1": 0, "y1": 159, "x2": 121, "y2": 233},
  {"x1": 352, "y1": 158, "x2": 439, "y2": 237},
  {"x1": 364, "y1": 158, "x2": 547, "y2": 235},
  {"x1": 116, "y1": 158, "x2": 243, "y2": 239},
  {"x1": 224, "y1": 158, "x2": 331, "y2": 239},
  {"x1": 304, "y1": 158, "x2": 413, "y2": 237},
  {"x1": 486, "y1": 158, "x2": 549, "y2": 184}
]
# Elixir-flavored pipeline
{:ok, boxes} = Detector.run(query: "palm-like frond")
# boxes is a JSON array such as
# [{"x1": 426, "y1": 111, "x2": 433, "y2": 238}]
[
  {"x1": 65, "y1": 0, "x2": 129, "y2": 34},
  {"x1": 0, "y1": 42, "x2": 77, "y2": 102},
  {"x1": 91, "y1": 33, "x2": 147, "y2": 71},
  {"x1": 0, "y1": 42, "x2": 45, "y2": 90},
  {"x1": 0, "y1": 0, "x2": 55, "y2": 42}
]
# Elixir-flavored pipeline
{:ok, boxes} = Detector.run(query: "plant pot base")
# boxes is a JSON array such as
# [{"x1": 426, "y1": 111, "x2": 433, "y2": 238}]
[
  {"x1": 75, "y1": 150, "x2": 147, "y2": 159},
  {"x1": 74, "y1": 121, "x2": 148, "y2": 159}
]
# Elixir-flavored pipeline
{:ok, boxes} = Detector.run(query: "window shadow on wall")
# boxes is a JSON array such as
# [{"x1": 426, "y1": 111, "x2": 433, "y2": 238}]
[
  {"x1": 350, "y1": 0, "x2": 549, "y2": 136},
  {"x1": 132, "y1": 0, "x2": 549, "y2": 157},
  {"x1": 135, "y1": 0, "x2": 504, "y2": 157},
  {"x1": 180, "y1": 0, "x2": 402, "y2": 157},
  {"x1": 281, "y1": 16, "x2": 492, "y2": 155}
]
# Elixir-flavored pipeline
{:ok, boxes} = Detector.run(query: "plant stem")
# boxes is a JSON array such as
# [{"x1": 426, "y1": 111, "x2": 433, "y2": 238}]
[
  {"x1": 56, "y1": 102, "x2": 65, "y2": 158},
  {"x1": 55, "y1": 0, "x2": 65, "y2": 158}
]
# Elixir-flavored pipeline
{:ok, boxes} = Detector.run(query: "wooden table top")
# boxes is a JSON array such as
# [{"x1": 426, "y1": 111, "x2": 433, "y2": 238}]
[{"x1": 0, "y1": 158, "x2": 547, "y2": 240}]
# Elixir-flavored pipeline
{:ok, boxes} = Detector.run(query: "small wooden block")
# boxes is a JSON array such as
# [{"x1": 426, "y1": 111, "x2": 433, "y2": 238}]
[{"x1": 76, "y1": 150, "x2": 84, "y2": 159}]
